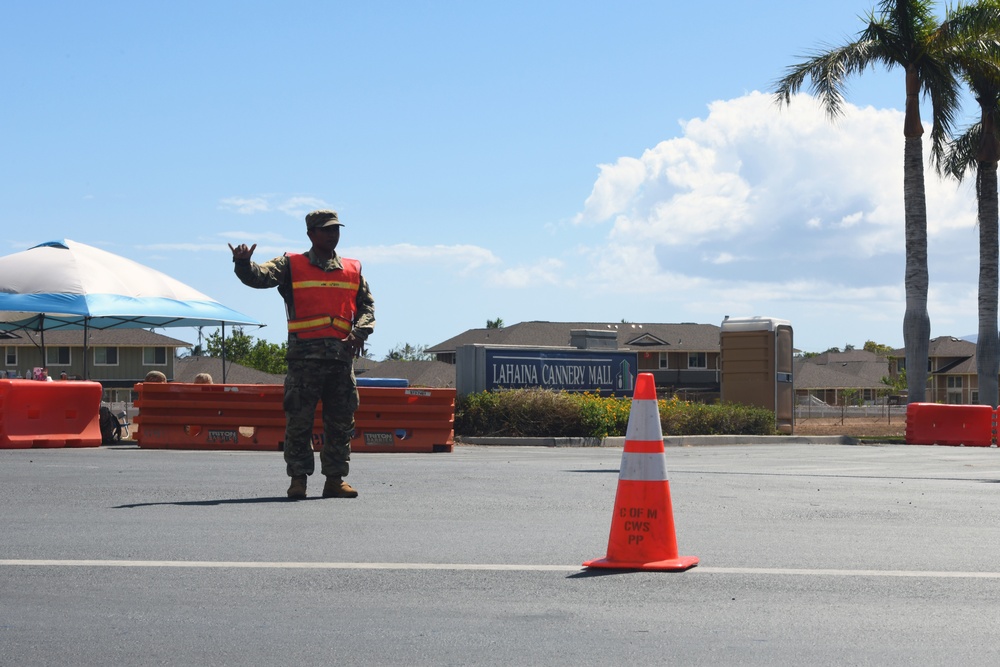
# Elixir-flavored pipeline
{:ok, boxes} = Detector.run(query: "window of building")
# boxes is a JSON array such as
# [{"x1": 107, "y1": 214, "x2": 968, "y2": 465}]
[
  {"x1": 659, "y1": 352, "x2": 668, "y2": 369},
  {"x1": 94, "y1": 347, "x2": 119, "y2": 366},
  {"x1": 687, "y1": 352, "x2": 707, "y2": 369},
  {"x1": 4, "y1": 346, "x2": 15, "y2": 366},
  {"x1": 45, "y1": 347, "x2": 71, "y2": 366},
  {"x1": 143, "y1": 347, "x2": 167, "y2": 366},
  {"x1": 946, "y1": 376, "x2": 963, "y2": 404}
]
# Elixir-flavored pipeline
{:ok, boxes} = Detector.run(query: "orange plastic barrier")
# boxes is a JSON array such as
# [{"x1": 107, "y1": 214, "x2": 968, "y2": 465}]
[
  {"x1": 350, "y1": 386, "x2": 455, "y2": 453},
  {"x1": 0, "y1": 379, "x2": 103, "y2": 448},
  {"x1": 134, "y1": 383, "x2": 455, "y2": 453},
  {"x1": 905, "y1": 403, "x2": 995, "y2": 447}
]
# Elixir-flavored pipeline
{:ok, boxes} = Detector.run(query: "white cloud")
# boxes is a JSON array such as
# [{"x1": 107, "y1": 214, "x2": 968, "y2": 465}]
[
  {"x1": 276, "y1": 196, "x2": 329, "y2": 218},
  {"x1": 560, "y1": 91, "x2": 982, "y2": 349},
  {"x1": 219, "y1": 197, "x2": 270, "y2": 214},
  {"x1": 575, "y1": 92, "x2": 975, "y2": 260},
  {"x1": 218, "y1": 195, "x2": 330, "y2": 217},
  {"x1": 708, "y1": 252, "x2": 737, "y2": 265},
  {"x1": 487, "y1": 258, "x2": 566, "y2": 288},
  {"x1": 352, "y1": 243, "x2": 501, "y2": 273},
  {"x1": 574, "y1": 157, "x2": 646, "y2": 224}
]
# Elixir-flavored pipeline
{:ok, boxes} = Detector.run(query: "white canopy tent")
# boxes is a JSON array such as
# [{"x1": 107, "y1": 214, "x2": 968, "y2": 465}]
[{"x1": 0, "y1": 239, "x2": 262, "y2": 381}]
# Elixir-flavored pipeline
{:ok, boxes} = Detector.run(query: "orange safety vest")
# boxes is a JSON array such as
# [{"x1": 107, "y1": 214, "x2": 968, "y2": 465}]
[{"x1": 286, "y1": 253, "x2": 361, "y2": 340}]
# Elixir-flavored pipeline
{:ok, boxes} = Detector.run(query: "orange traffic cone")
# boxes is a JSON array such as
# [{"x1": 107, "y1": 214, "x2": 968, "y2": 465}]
[{"x1": 583, "y1": 372, "x2": 699, "y2": 571}]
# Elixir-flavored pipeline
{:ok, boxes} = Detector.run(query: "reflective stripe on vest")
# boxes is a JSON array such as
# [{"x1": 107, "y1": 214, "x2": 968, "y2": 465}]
[{"x1": 286, "y1": 253, "x2": 361, "y2": 340}]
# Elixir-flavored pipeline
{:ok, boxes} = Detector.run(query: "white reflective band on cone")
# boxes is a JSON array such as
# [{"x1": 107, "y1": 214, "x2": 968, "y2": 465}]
[
  {"x1": 618, "y1": 452, "x2": 669, "y2": 481},
  {"x1": 625, "y1": 399, "x2": 662, "y2": 441}
]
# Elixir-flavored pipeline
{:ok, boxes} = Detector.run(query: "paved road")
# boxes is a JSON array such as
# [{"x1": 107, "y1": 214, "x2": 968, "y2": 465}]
[{"x1": 3, "y1": 443, "x2": 1000, "y2": 666}]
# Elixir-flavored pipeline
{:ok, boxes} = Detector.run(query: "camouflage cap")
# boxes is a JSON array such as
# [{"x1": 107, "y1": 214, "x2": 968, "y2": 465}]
[{"x1": 305, "y1": 209, "x2": 344, "y2": 229}]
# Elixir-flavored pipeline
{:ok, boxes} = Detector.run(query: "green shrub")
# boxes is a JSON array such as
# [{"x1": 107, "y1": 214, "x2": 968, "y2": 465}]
[
  {"x1": 455, "y1": 388, "x2": 589, "y2": 437},
  {"x1": 455, "y1": 389, "x2": 776, "y2": 438}
]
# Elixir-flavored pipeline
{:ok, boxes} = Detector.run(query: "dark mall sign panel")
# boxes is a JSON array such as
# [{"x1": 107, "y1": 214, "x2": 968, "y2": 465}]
[{"x1": 484, "y1": 349, "x2": 638, "y2": 396}]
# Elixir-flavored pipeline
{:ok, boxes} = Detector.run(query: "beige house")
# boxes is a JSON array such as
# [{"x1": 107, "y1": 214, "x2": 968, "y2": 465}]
[
  {"x1": 794, "y1": 338, "x2": 990, "y2": 407},
  {"x1": 793, "y1": 350, "x2": 891, "y2": 406},
  {"x1": 1, "y1": 329, "x2": 190, "y2": 400},
  {"x1": 887, "y1": 336, "x2": 979, "y2": 404}
]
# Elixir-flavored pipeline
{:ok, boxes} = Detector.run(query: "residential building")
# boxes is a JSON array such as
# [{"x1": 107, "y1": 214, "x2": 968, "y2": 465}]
[
  {"x1": 888, "y1": 337, "x2": 978, "y2": 404},
  {"x1": 793, "y1": 349, "x2": 890, "y2": 406},
  {"x1": 1, "y1": 329, "x2": 190, "y2": 399}
]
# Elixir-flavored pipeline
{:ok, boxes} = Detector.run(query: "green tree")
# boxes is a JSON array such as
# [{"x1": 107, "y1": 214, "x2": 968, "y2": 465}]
[
  {"x1": 243, "y1": 339, "x2": 288, "y2": 374},
  {"x1": 774, "y1": 0, "x2": 997, "y2": 403},
  {"x1": 942, "y1": 0, "x2": 1000, "y2": 407},
  {"x1": 205, "y1": 327, "x2": 288, "y2": 374},
  {"x1": 486, "y1": 318, "x2": 504, "y2": 329},
  {"x1": 864, "y1": 340, "x2": 896, "y2": 356},
  {"x1": 882, "y1": 369, "x2": 908, "y2": 394},
  {"x1": 206, "y1": 327, "x2": 254, "y2": 360},
  {"x1": 840, "y1": 388, "x2": 862, "y2": 425},
  {"x1": 383, "y1": 343, "x2": 432, "y2": 361}
]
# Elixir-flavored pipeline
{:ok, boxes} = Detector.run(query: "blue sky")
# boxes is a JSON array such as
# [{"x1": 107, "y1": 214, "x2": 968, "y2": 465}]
[{"x1": 0, "y1": 1, "x2": 985, "y2": 358}]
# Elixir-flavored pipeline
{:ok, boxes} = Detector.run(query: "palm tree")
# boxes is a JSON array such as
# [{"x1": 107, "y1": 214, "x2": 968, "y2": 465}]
[
  {"x1": 774, "y1": 0, "x2": 968, "y2": 403},
  {"x1": 942, "y1": 0, "x2": 1000, "y2": 407}
]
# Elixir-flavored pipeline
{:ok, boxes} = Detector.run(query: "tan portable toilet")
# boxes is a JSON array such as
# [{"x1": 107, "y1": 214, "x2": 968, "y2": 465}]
[{"x1": 720, "y1": 316, "x2": 794, "y2": 434}]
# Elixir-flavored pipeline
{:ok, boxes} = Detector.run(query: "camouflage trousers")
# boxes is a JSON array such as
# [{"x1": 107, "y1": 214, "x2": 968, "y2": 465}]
[{"x1": 282, "y1": 358, "x2": 359, "y2": 478}]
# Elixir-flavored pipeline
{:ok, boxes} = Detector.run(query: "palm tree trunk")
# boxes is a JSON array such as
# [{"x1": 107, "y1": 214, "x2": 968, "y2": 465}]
[
  {"x1": 977, "y1": 162, "x2": 999, "y2": 407},
  {"x1": 903, "y1": 136, "x2": 930, "y2": 403}
]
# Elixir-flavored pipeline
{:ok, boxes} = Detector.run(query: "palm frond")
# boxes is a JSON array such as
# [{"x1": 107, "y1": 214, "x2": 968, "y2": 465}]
[
  {"x1": 772, "y1": 39, "x2": 891, "y2": 117},
  {"x1": 943, "y1": 122, "x2": 982, "y2": 181},
  {"x1": 920, "y1": 60, "x2": 962, "y2": 166}
]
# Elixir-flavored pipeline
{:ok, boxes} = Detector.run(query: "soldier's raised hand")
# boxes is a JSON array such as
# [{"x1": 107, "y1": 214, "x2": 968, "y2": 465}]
[{"x1": 228, "y1": 243, "x2": 257, "y2": 262}]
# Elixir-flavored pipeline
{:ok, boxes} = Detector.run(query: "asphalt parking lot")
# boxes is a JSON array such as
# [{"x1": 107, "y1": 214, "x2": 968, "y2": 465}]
[{"x1": 3, "y1": 442, "x2": 1000, "y2": 666}]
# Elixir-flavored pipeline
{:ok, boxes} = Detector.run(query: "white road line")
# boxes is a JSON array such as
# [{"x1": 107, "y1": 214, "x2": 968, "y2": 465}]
[
  {"x1": 2, "y1": 560, "x2": 1000, "y2": 578},
  {"x1": 694, "y1": 567, "x2": 1000, "y2": 579},
  {"x1": 0, "y1": 560, "x2": 580, "y2": 572}
]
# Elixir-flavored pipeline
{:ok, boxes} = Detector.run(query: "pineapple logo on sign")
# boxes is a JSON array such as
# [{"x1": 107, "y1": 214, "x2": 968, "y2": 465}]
[{"x1": 616, "y1": 359, "x2": 635, "y2": 393}]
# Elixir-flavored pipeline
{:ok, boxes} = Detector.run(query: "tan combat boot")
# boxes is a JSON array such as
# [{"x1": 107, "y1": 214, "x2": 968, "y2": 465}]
[
  {"x1": 287, "y1": 475, "x2": 307, "y2": 499},
  {"x1": 323, "y1": 476, "x2": 358, "y2": 498}
]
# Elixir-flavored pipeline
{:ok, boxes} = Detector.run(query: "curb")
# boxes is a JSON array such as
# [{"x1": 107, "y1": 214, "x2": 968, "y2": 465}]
[{"x1": 456, "y1": 435, "x2": 860, "y2": 447}]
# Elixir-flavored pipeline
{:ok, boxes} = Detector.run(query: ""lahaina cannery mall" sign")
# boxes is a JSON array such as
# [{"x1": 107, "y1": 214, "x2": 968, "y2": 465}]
[{"x1": 456, "y1": 346, "x2": 637, "y2": 397}]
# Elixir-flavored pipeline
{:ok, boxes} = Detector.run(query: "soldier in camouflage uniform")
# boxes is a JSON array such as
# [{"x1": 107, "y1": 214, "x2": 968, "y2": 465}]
[{"x1": 229, "y1": 209, "x2": 375, "y2": 499}]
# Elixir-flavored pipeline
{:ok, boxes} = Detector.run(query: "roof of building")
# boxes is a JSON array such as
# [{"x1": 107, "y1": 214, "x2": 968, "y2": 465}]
[
  {"x1": 355, "y1": 358, "x2": 456, "y2": 388},
  {"x1": 427, "y1": 321, "x2": 721, "y2": 353},
  {"x1": 891, "y1": 336, "x2": 977, "y2": 358},
  {"x1": 791, "y1": 349, "x2": 891, "y2": 391},
  {"x1": 807, "y1": 349, "x2": 881, "y2": 365},
  {"x1": 0, "y1": 328, "x2": 191, "y2": 347},
  {"x1": 173, "y1": 356, "x2": 285, "y2": 384}
]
